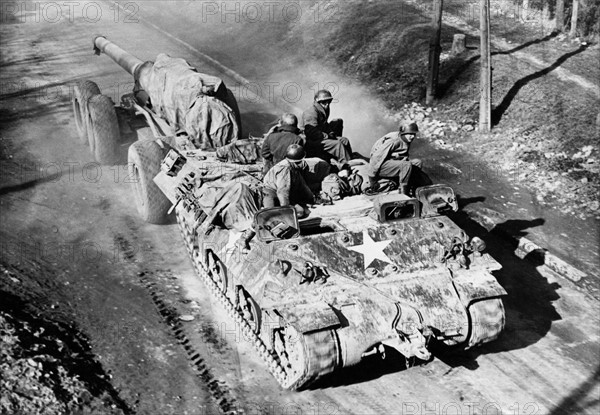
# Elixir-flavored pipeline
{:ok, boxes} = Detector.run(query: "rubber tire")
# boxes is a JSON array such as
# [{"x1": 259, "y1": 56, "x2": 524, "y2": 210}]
[
  {"x1": 72, "y1": 80, "x2": 100, "y2": 144},
  {"x1": 127, "y1": 140, "x2": 171, "y2": 224},
  {"x1": 87, "y1": 95, "x2": 120, "y2": 165},
  {"x1": 135, "y1": 126, "x2": 155, "y2": 141},
  {"x1": 466, "y1": 298, "x2": 505, "y2": 348}
]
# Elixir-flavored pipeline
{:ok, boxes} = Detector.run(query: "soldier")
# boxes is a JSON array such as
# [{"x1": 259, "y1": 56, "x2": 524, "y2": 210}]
[
  {"x1": 260, "y1": 113, "x2": 304, "y2": 174},
  {"x1": 302, "y1": 90, "x2": 353, "y2": 170},
  {"x1": 367, "y1": 122, "x2": 429, "y2": 195},
  {"x1": 262, "y1": 144, "x2": 314, "y2": 218}
]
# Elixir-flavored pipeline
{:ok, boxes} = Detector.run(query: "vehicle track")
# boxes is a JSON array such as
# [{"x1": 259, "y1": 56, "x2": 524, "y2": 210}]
[
  {"x1": 3, "y1": 2, "x2": 599, "y2": 413},
  {"x1": 112, "y1": 222, "x2": 241, "y2": 414},
  {"x1": 137, "y1": 271, "x2": 239, "y2": 414}
]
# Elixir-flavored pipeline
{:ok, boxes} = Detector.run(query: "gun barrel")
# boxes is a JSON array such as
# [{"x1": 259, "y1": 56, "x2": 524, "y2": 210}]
[{"x1": 93, "y1": 36, "x2": 144, "y2": 79}]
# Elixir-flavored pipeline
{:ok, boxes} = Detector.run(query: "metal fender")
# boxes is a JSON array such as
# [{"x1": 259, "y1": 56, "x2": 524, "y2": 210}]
[
  {"x1": 451, "y1": 269, "x2": 507, "y2": 307},
  {"x1": 277, "y1": 302, "x2": 341, "y2": 334}
]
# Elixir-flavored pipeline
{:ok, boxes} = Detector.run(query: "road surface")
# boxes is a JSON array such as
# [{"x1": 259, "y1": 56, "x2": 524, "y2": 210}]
[{"x1": 1, "y1": 1, "x2": 598, "y2": 414}]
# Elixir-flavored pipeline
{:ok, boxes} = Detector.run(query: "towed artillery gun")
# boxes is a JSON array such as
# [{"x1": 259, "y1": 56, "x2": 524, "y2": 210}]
[
  {"x1": 71, "y1": 35, "x2": 241, "y2": 222},
  {"x1": 73, "y1": 37, "x2": 507, "y2": 390}
]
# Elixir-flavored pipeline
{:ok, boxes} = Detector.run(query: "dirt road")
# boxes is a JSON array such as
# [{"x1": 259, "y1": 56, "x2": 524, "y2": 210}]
[{"x1": 1, "y1": 1, "x2": 599, "y2": 414}]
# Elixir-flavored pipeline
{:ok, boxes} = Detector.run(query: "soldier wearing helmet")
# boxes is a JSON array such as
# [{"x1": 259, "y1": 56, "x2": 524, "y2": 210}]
[
  {"x1": 262, "y1": 144, "x2": 315, "y2": 217},
  {"x1": 261, "y1": 113, "x2": 305, "y2": 174},
  {"x1": 301, "y1": 89, "x2": 353, "y2": 170},
  {"x1": 366, "y1": 122, "x2": 431, "y2": 195}
]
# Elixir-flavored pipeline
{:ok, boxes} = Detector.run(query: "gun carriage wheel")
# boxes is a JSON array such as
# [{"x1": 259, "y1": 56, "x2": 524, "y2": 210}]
[
  {"x1": 72, "y1": 80, "x2": 100, "y2": 144},
  {"x1": 127, "y1": 140, "x2": 172, "y2": 224},
  {"x1": 86, "y1": 94, "x2": 120, "y2": 165}
]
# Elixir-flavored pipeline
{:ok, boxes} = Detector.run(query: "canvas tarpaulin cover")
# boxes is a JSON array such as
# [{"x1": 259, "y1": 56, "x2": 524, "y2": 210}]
[
  {"x1": 143, "y1": 54, "x2": 239, "y2": 149},
  {"x1": 198, "y1": 181, "x2": 262, "y2": 231}
]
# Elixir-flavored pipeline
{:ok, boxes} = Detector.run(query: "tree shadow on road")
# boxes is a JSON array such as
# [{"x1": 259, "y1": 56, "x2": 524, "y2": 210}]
[
  {"x1": 0, "y1": 172, "x2": 63, "y2": 196},
  {"x1": 433, "y1": 210, "x2": 561, "y2": 370},
  {"x1": 492, "y1": 44, "x2": 590, "y2": 126},
  {"x1": 494, "y1": 32, "x2": 559, "y2": 56},
  {"x1": 437, "y1": 32, "x2": 577, "y2": 100},
  {"x1": 549, "y1": 364, "x2": 600, "y2": 414}
]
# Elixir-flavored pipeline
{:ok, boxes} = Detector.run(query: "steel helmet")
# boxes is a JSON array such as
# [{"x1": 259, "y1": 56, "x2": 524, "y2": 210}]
[
  {"x1": 400, "y1": 122, "x2": 419, "y2": 135},
  {"x1": 286, "y1": 144, "x2": 306, "y2": 161},
  {"x1": 315, "y1": 89, "x2": 334, "y2": 103}
]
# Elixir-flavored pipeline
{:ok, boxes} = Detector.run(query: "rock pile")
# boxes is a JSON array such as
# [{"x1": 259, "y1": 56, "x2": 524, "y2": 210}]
[{"x1": 388, "y1": 102, "x2": 476, "y2": 150}]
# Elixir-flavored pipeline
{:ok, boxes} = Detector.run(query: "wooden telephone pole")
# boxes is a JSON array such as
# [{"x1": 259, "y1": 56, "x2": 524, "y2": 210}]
[
  {"x1": 426, "y1": 0, "x2": 443, "y2": 107},
  {"x1": 479, "y1": 0, "x2": 492, "y2": 132}
]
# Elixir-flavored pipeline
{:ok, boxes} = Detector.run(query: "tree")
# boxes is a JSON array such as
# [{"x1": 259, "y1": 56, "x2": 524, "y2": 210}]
[
  {"x1": 479, "y1": 0, "x2": 491, "y2": 132},
  {"x1": 570, "y1": 0, "x2": 580, "y2": 37},
  {"x1": 521, "y1": 0, "x2": 530, "y2": 22},
  {"x1": 426, "y1": 0, "x2": 443, "y2": 106},
  {"x1": 556, "y1": 0, "x2": 565, "y2": 31},
  {"x1": 542, "y1": 1, "x2": 550, "y2": 23}
]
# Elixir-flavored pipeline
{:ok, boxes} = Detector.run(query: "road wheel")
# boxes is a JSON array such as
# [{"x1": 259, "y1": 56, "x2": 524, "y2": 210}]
[
  {"x1": 72, "y1": 80, "x2": 100, "y2": 144},
  {"x1": 127, "y1": 140, "x2": 171, "y2": 224},
  {"x1": 87, "y1": 94, "x2": 120, "y2": 165},
  {"x1": 237, "y1": 287, "x2": 260, "y2": 333},
  {"x1": 206, "y1": 250, "x2": 227, "y2": 294},
  {"x1": 466, "y1": 298, "x2": 505, "y2": 348}
]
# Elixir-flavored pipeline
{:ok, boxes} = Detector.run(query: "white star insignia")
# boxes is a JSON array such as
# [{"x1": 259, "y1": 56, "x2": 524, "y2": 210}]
[{"x1": 347, "y1": 230, "x2": 394, "y2": 269}]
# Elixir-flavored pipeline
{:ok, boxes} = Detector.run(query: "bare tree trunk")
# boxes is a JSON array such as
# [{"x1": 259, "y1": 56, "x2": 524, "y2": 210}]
[
  {"x1": 569, "y1": 0, "x2": 579, "y2": 37},
  {"x1": 521, "y1": 0, "x2": 530, "y2": 22},
  {"x1": 426, "y1": 0, "x2": 443, "y2": 107},
  {"x1": 556, "y1": 0, "x2": 565, "y2": 31},
  {"x1": 542, "y1": 0, "x2": 550, "y2": 21},
  {"x1": 539, "y1": 0, "x2": 551, "y2": 34},
  {"x1": 479, "y1": 0, "x2": 491, "y2": 132}
]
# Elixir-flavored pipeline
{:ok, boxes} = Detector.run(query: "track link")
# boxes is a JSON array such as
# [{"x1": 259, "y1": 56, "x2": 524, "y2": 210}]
[{"x1": 175, "y1": 205, "x2": 292, "y2": 388}]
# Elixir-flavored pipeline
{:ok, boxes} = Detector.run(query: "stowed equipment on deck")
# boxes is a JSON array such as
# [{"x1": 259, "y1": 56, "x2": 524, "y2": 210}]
[
  {"x1": 153, "y1": 150, "x2": 507, "y2": 390},
  {"x1": 71, "y1": 35, "x2": 243, "y2": 223}
]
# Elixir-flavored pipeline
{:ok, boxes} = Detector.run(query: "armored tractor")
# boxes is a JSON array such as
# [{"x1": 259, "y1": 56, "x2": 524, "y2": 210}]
[{"x1": 73, "y1": 37, "x2": 506, "y2": 390}]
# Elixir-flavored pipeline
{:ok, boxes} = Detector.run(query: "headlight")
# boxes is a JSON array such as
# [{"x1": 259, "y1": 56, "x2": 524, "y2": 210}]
[{"x1": 470, "y1": 236, "x2": 486, "y2": 253}]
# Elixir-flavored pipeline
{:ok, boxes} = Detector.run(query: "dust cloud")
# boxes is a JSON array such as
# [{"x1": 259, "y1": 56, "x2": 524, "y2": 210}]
[
  {"x1": 135, "y1": 0, "x2": 401, "y2": 156},
  {"x1": 266, "y1": 61, "x2": 399, "y2": 156}
]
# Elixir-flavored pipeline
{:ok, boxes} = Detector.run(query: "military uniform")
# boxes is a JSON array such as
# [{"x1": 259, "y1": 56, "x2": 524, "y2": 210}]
[
  {"x1": 260, "y1": 124, "x2": 304, "y2": 173},
  {"x1": 303, "y1": 157, "x2": 331, "y2": 193},
  {"x1": 302, "y1": 103, "x2": 353, "y2": 165},
  {"x1": 262, "y1": 159, "x2": 314, "y2": 208},
  {"x1": 368, "y1": 132, "x2": 426, "y2": 187}
]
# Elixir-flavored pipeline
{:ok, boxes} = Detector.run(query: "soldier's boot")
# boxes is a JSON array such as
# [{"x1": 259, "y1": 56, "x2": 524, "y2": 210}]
[
  {"x1": 368, "y1": 176, "x2": 379, "y2": 190},
  {"x1": 399, "y1": 183, "x2": 409, "y2": 196},
  {"x1": 237, "y1": 229, "x2": 256, "y2": 251},
  {"x1": 365, "y1": 176, "x2": 379, "y2": 196}
]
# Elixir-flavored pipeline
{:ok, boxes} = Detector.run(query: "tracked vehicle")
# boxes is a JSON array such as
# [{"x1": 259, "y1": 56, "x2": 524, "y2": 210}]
[{"x1": 73, "y1": 37, "x2": 506, "y2": 390}]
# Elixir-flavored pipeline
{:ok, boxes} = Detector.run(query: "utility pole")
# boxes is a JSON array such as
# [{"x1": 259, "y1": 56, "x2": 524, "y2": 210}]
[
  {"x1": 569, "y1": 0, "x2": 579, "y2": 38},
  {"x1": 556, "y1": 0, "x2": 565, "y2": 32},
  {"x1": 426, "y1": 0, "x2": 443, "y2": 107},
  {"x1": 479, "y1": 0, "x2": 491, "y2": 132}
]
